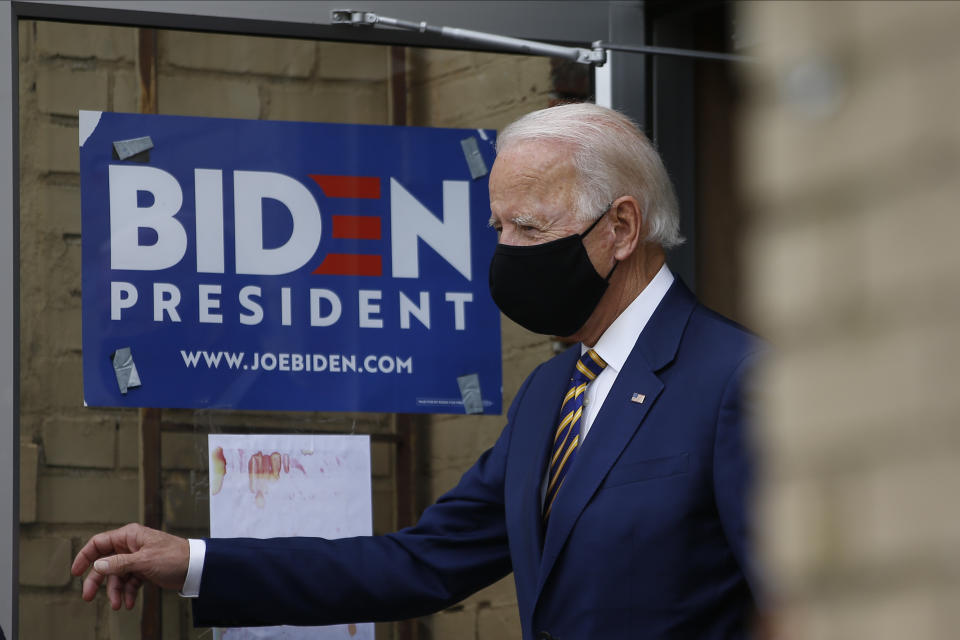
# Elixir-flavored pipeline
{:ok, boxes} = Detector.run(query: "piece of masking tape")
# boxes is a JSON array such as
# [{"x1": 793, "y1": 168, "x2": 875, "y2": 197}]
[
  {"x1": 457, "y1": 373, "x2": 483, "y2": 414},
  {"x1": 111, "y1": 347, "x2": 142, "y2": 395},
  {"x1": 112, "y1": 136, "x2": 154, "y2": 161},
  {"x1": 460, "y1": 136, "x2": 488, "y2": 179}
]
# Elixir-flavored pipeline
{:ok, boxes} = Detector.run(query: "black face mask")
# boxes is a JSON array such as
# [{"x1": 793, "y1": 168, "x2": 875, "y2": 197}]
[{"x1": 488, "y1": 212, "x2": 617, "y2": 337}]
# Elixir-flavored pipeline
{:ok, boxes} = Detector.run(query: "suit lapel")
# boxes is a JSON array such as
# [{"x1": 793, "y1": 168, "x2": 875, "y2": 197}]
[{"x1": 532, "y1": 279, "x2": 698, "y2": 604}]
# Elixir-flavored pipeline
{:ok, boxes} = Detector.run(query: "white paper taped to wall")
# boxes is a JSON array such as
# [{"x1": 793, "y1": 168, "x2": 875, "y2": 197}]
[{"x1": 209, "y1": 434, "x2": 374, "y2": 640}]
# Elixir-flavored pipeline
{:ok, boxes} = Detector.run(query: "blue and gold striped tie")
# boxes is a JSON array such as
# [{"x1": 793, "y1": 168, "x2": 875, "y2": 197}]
[{"x1": 544, "y1": 349, "x2": 607, "y2": 521}]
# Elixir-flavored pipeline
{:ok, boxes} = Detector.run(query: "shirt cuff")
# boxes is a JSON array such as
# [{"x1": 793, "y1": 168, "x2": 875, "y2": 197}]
[{"x1": 178, "y1": 538, "x2": 206, "y2": 598}]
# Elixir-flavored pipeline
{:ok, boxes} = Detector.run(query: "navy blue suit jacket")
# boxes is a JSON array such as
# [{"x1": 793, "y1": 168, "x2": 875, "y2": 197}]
[{"x1": 194, "y1": 280, "x2": 760, "y2": 638}]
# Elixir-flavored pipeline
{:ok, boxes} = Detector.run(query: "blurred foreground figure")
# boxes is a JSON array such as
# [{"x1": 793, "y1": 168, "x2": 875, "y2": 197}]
[{"x1": 73, "y1": 103, "x2": 762, "y2": 639}]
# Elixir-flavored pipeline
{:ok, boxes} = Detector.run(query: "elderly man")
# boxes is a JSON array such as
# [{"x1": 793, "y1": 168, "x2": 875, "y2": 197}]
[{"x1": 73, "y1": 103, "x2": 760, "y2": 639}]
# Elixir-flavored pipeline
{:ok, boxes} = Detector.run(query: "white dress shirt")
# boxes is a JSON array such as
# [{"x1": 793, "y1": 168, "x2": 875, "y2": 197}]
[
  {"x1": 577, "y1": 263, "x2": 673, "y2": 442},
  {"x1": 182, "y1": 264, "x2": 675, "y2": 597}
]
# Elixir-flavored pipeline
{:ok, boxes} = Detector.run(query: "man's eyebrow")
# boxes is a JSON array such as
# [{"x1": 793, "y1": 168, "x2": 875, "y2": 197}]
[
  {"x1": 511, "y1": 214, "x2": 539, "y2": 227},
  {"x1": 487, "y1": 214, "x2": 546, "y2": 229}
]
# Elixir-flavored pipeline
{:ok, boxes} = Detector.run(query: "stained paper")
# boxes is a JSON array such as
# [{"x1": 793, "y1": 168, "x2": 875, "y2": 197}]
[{"x1": 209, "y1": 434, "x2": 374, "y2": 640}]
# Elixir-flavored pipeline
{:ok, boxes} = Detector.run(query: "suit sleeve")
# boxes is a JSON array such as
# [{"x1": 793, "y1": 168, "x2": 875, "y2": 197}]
[
  {"x1": 712, "y1": 350, "x2": 765, "y2": 604},
  {"x1": 192, "y1": 370, "x2": 538, "y2": 628}
]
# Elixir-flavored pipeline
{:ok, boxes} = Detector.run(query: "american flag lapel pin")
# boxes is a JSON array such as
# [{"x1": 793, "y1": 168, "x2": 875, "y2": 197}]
[{"x1": 630, "y1": 392, "x2": 645, "y2": 404}]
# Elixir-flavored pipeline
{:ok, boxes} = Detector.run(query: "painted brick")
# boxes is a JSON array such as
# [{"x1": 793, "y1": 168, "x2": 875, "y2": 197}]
[
  {"x1": 19, "y1": 19, "x2": 31, "y2": 62},
  {"x1": 36, "y1": 20, "x2": 135, "y2": 61},
  {"x1": 19, "y1": 536, "x2": 72, "y2": 586},
  {"x1": 372, "y1": 486, "x2": 394, "y2": 536},
  {"x1": 113, "y1": 70, "x2": 139, "y2": 113},
  {"x1": 18, "y1": 414, "x2": 42, "y2": 443},
  {"x1": 861, "y1": 184, "x2": 960, "y2": 311},
  {"x1": 748, "y1": 1, "x2": 960, "y2": 80},
  {"x1": 465, "y1": 98, "x2": 554, "y2": 132},
  {"x1": 428, "y1": 415, "x2": 502, "y2": 465},
  {"x1": 428, "y1": 605, "x2": 476, "y2": 638},
  {"x1": 162, "y1": 589, "x2": 183, "y2": 640},
  {"x1": 744, "y1": 49, "x2": 960, "y2": 213},
  {"x1": 116, "y1": 422, "x2": 139, "y2": 469},
  {"x1": 759, "y1": 324, "x2": 960, "y2": 475},
  {"x1": 20, "y1": 594, "x2": 98, "y2": 640},
  {"x1": 834, "y1": 453, "x2": 960, "y2": 576},
  {"x1": 743, "y1": 3, "x2": 960, "y2": 638},
  {"x1": 37, "y1": 67, "x2": 108, "y2": 116},
  {"x1": 410, "y1": 56, "x2": 551, "y2": 130},
  {"x1": 108, "y1": 598, "x2": 141, "y2": 640},
  {"x1": 164, "y1": 476, "x2": 209, "y2": 530},
  {"x1": 412, "y1": 68, "x2": 517, "y2": 126},
  {"x1": 502, "y1": 343, "x2": 554, "y2": 410},
  {"x1": 317, "y1": 41, "x2": 388, "y2": 81},
  {"x1": 161, "y1": 431, "x2": 207, "y2": 470},
  {"x1": 478, "y1": 603, "x2": 523, "y2": 640},
  {"x1": 43, "y1": 418, "x2": 115, "y2": 468},
  {"x1": 163, "y1": 30, "x2": 315, "y2": 78},
  {"x1": 850, "y1": 1, "x2": 960, "y2": 43},
  {"x1": 37, "y1": 473, "x2": 138, "y2": 524},
  {"x1": 933, "y1": 586, "x2": 960, "y2": 639},
  {"x1": 515, "y1": 56, "x2": 552, "y2": 98},
  {"x1": 31, "y1": 307, "x2": 82, "y2": 357},
  {"x1": 39, "y1": 182, "x2": 81, "y2": 235},
  {"x1": 745, "y1": 214, "x2": 864, "y2": 342},
  {"x1": 23, "y1": 354, "x2": 84, "y2": 410},
  {"x1": 409, "y1": 49, "x2": 480, "y2": 83},
  {"x1": 20, "y1": 442, "x2": 38, "y2": 523},
  {"x1": 266, "y1": 81, "x2": 387, "y2": 125},
  {"x1": 30, "y1": 231, "x2": 83, "y2": 313},
  {"x1": 186, "y1": 602, "x2": 204, "y2": 640},
  {"x1": 801, "y1": 587, "x2": 940, "y2": 640},
  {"x1": 501, "y1": 311, "x2": 554, "y2": 353},
  {"x1": 34, "y1": 121, "x2": 79, "y2": 173},
  {"x1": 158, "y1": 75, "x2": 260, "y2": 119},
  {"x1": 758, "y1": 476, "x2": 829, "y2": 594},
  {"x1": 371, "y1": 440, "x2": 392, "y2": 477}
]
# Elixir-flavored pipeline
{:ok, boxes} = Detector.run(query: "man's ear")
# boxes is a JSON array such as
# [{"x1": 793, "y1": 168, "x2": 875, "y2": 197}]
[{"x1": 610, "y1": 196, "x2": 643, "y2": 260}]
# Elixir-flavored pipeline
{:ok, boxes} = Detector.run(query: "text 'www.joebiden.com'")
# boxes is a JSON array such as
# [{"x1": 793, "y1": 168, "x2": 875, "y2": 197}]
[{"x1": 180, "y1": 350, "x2": 413, "y2": 374}]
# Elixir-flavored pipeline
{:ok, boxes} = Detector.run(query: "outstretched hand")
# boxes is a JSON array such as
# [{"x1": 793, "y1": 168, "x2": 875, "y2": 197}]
[{"x1": 71, "y1": 523, "x2": 190, "y2": 610}]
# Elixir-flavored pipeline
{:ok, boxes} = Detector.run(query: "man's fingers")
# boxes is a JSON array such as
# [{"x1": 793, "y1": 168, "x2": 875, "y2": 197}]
[
  {"x1": 106, "y1": 573, "x2": 124, "y2": 611},
  {"x1": 81, "y1": 569, "x2": 105, "y2": 602},
  {"x1": 123, "y1": 576, "x2": 142, "y2": 610},
  {"x1": 106, "y1": 574, "x2": 141, "y2": 611},
  {"x1": 73, "y1": 524, "x2": 188, "y2": 601},
  {"x1": 72, "y1": 524, "x2": 141, "y2": 576},
  {"x1": 93, "y1": 552, "x2": 138, "y2": 577},
  {"x1": 79, "y1": 551, "x2": 139, "y2": 603},
  {"x1": 72, "y1": 538, "x2": 100, "y2": 576}
]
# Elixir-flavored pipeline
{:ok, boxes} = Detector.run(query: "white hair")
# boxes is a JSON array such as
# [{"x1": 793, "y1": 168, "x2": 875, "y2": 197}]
[{"x1": 496, "y1": 103, "x2": 684, "y2": 249}]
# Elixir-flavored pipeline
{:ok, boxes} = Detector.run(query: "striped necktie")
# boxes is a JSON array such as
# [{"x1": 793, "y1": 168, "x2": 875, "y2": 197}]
[{"x1": 544, "y1": 348, "x2": 607, "y2": 521}]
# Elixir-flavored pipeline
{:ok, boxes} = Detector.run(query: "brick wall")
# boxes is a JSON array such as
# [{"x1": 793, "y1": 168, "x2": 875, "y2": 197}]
[
  {"x1": 741, "y1": 2, "x2": 960, "y2": 638},
  {"x1": 19, "y1": 20, "x2": 142, "y2": 640},
  {"x1": 18, "y1": 20, "x2": 553, "y2": 640}
]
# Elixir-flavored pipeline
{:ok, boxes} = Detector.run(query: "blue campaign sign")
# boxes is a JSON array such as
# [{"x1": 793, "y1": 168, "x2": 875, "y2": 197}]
[{"x1": 79, "y1": 111, "x2": 502, "y2": 414}]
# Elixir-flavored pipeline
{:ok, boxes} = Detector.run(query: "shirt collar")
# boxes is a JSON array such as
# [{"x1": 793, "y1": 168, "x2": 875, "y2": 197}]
[{"x1": 583, "y1": 263, "x2": 675, "y2": 373}]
